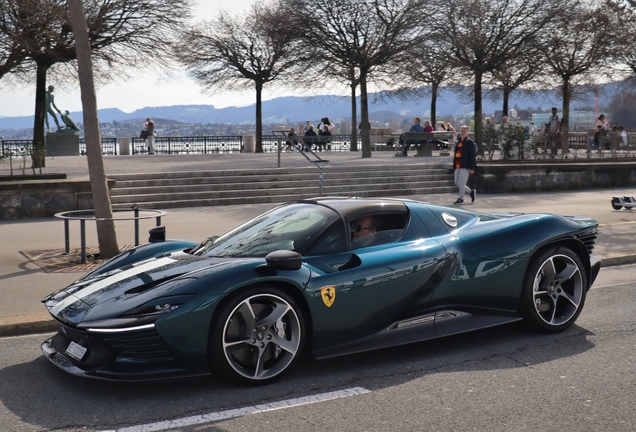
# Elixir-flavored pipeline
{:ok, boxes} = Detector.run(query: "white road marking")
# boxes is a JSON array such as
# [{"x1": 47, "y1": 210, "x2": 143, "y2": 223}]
[{"x1": 104, "y1": 387, "x2": 371, "y2": 432}]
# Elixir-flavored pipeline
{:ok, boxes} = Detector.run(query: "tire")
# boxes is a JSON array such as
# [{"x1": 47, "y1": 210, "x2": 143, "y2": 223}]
[
  {"x1": 210, "y1": 285, "x2": 305, "y2": 384},
  {"x1": 520, "y1": 246, "x2": 587, "y2": 333},
  {"x1": 611, "y1": 201, "x2": 623, "y2": 210}
]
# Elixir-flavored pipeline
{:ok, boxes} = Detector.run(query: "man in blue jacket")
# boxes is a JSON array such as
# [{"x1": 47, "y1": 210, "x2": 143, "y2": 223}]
[
  {"x1": 401, "y1": 116, "x2": 425, "y2": 156},
  {"x1": 453, "y1": 125, "x2": 477, "y2": 204}
]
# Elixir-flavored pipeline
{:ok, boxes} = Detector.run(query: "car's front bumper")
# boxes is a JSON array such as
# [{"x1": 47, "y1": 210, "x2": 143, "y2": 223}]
[{"x1": 41, "y1": 323, "x2": 206, "y2": 381}]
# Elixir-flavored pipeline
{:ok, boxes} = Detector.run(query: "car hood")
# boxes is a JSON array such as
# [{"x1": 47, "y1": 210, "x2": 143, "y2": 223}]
[{"x1": 42, "y1": 251, "x2": 232, "y2": 324}]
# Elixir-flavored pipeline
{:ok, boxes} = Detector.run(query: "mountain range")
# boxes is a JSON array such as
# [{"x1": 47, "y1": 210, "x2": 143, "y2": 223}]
[{"x1": 0, "y1": 87, "x2": 612, "y2": 130}]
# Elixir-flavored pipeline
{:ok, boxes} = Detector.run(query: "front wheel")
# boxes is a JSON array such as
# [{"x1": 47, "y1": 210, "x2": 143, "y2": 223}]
[
  {"x1": 521, "y1": 246, "x2": 587, "y2": 333},
  {"x1": 210, "y1": 285, "x2": 305, "y2": 384}
]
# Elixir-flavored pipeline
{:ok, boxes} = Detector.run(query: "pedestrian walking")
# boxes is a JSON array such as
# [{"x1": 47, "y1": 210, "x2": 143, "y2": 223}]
[
  {"x1": 453, "y1": 125, "x2": 477, "y2": 205},
  {"x1": 146, "y1": 118, "x2": 156, "y2": 154}
]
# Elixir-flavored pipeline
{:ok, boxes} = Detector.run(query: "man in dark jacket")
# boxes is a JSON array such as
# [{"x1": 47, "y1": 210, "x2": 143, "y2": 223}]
[{"x1": 452, "y1": 125, "x2": 477, "y2": 204}]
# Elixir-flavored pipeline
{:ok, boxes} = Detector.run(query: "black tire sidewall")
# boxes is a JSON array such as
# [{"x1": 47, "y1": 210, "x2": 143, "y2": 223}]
[
  {"x1": 210, "y1": 284, "x2": 306, "y2": 384},
  {"x1": 521, "y1": 245, "x2": 588, "y2": 333}
]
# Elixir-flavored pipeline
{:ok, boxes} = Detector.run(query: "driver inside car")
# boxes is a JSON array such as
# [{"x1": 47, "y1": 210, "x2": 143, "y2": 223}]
[{"x1": 350, "y1": 216, "x2": 378, "y2": 248}]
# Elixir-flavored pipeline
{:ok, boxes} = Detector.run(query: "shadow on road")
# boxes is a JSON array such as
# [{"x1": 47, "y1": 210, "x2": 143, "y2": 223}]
[{"x1": 0, "y1": 323, "x2": 594, "y2": 431}]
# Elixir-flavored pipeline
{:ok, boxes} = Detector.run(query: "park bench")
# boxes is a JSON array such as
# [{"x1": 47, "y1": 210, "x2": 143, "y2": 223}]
[
  {"x1": 395, "y1": 131, "x2": 454, "y2": 156},
  {"x1": 297, "y1": 135, "x2": 333, "y2": 151}
]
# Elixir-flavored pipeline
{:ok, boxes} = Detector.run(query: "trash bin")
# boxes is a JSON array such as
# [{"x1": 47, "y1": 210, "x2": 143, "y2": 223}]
[
  {"x1": 119, "y1": 137, "x2": 130, "y2": 155},
  {"x1": 244, "y1": 134, "x2": 255, "y2": 153}
]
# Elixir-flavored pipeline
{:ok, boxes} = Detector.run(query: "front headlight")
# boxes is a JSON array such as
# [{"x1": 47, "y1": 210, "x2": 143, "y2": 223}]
[{"x1": 76, "y1": 294, "x2": 196, "y2": 331}]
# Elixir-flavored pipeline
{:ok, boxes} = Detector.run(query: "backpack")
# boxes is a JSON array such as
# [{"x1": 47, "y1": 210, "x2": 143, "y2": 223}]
[{"x1": 140, "y1": 130, "x2": 148, "y2": 139}]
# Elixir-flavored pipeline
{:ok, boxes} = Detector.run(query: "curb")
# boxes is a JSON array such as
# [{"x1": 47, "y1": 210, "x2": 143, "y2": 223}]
[
  {"x1": 600, "y1": 254, "x2": 636, "y2": 267},
  {"x1": 0, "y1": 313, "x2": 58, "y2": 338},
  {"x1": 2, "y1": 254, "x2": 635, "y2": 339}
]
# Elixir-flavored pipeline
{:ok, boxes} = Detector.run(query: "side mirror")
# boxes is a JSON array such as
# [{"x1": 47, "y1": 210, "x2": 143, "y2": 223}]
[
  {"x1": 265, "y1": 250, "x2": 302, "y2": 270},
  {"x1": 149, "y1": 226, "x2": 166, "y2": 243}
]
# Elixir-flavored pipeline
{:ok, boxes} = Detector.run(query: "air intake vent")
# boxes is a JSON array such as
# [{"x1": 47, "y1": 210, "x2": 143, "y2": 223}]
[{"x1": 576, "y1": 228, "x2": 598, "y2": 255}]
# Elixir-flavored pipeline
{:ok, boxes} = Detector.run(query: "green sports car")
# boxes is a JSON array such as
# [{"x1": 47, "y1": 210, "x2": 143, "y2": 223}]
[{"x1": 42, "y1": 197, "x2": 601, "y2": 384}]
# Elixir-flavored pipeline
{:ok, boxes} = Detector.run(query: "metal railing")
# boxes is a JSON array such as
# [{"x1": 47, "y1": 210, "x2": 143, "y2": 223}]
[
  {"x1": 54, "y1": 208, "x2": 167, "y2": 263},
  {"x1": 261, "y1": 134, "x2": 353, "y2": 152},
  {"x1": 1, "y1": 138, "x2": 117, "y2": 157},
  {"x1": 131, "y1": 135, "x2": 244, "y2": 154},
  {"x1": 272, "y1": 130, "x2": 330, "y2": 195},
  {"x1": 80, "y1": 137, "x2": 117, "y2": 155},
  {"x1": 1, "y1": 139, "x2": 33, "y2": 158}
]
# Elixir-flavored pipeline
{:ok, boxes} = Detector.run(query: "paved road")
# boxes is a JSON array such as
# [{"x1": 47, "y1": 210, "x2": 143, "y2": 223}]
[{"x1": 1, "y1": 278, "x2": 634, "y2": 431}]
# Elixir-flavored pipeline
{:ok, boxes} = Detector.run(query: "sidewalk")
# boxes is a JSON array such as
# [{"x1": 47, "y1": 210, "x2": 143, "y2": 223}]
[{"x1": 2, "y1": 152, "x2": 636, "y2": 337}]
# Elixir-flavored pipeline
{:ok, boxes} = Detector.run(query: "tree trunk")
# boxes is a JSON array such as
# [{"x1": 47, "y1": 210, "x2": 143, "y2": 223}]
[
  {"x1": 68, "y1": 0, "x2": 120, "y2": 259},
  {"x1": 350, "y1": 79, "x2": 358, "y2": 152},
  {"x1": 32, "y1": 63, "x2": 48, "y2": 168},
  {"x1": 561, "y1": 78, "x2": 570, "y2": 154},
  {"x1": 502, "y1": 88, "x2": 510, "y2": 119},
  {"x1": 473, "y1": 70, "x2": 483, "y2": 147},
  {"x1": 430, "y1": 82, "x2": 438, "y2": 127},
  {"x1": 255, "y1": 81, "x2": 263, "y2": 153},
  {"x1": 359, "y1": 67, "x2": 371, "y2": 158}
]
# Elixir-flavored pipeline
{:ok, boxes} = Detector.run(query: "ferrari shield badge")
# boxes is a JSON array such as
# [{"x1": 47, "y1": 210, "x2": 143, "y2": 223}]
[{"x1": 320, "y1": 286, "x2": 336, "y2": 307}]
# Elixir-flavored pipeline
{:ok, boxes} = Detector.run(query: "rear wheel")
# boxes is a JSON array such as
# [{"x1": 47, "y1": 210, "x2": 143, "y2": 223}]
[
  {"x1": 210, "y1": 285, "x2": 305, "y2": 384},
  {"x1": 521, "y1": 246, "x2": 587, "y2": 333},
  {"x1": 611, "y1": 200, "x2": 622, "y2": 210}
]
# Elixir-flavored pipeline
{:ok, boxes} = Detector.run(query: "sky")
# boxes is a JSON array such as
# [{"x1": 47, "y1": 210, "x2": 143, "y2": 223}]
[{"x1": 0, "y1": 0, "x2": 271, "y2": 118}]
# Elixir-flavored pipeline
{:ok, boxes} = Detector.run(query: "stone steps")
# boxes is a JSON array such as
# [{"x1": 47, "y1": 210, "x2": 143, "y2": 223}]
[{"x1": 108, "y1": 164, "x2": 455, "y2": 210}]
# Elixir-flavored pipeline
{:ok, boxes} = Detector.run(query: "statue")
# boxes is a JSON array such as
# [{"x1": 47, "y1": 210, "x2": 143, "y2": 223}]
[
  {"x1": 45, "y1": 85, "x2": 62, "y2": 131},
  {"x1": 61, "y1": 110, "x2": 80, "y2": 132}
]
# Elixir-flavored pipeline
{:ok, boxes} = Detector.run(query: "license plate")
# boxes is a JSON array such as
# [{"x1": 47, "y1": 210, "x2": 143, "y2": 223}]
[{"x1": 65, "y1": 341, "x2": 87, "y2": 361}]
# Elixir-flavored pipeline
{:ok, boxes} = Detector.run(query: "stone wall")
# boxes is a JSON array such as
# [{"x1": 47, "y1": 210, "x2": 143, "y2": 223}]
[
  {"x1": 0, "y1": 179, "x2": 114, "y2": 219},
  {"x1": 473, "y1": 161, "x2": 636, "y2": 193}
]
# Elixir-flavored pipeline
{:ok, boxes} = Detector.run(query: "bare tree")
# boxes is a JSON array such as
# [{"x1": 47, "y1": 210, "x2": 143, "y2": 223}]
[
  {"x1": 175, "y1": 1, "x2": 301, "y2": 152},
  {"x1": 438, "y1": 0, "x2": 558, "y2": 147},
  {"x1": 542, "y1": 0, "x2": 625, "y2": 153},
  {"x1": 399, "y1": 36, "x2": 457, "y2": 127},
  {"x1": 0, "y1": 0, "x2": 190, "y2": 167},
  {"x1": 0, "y1": 19, "x2": 27, "y2": 79},
  {"x1": 292, "y1": 0, "x2": 427, "y2": 157},
  {"x1": 67, "y1": 0, "x2": 118, "y2": 258},
  {"x1": 1, "y1": 0, "x2": 188, "y2": 258},
  {"x1": 485, "y1": 45, "x2": 546, "y2": 119}
]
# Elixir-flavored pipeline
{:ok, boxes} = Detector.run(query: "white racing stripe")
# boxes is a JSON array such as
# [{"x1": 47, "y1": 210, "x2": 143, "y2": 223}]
[
  {"x1": 50, "y1": 257, "x2": 176, "y2": 315},
  {"x1": 105, "y1": 387, "x2": 371, "y2": 432}
]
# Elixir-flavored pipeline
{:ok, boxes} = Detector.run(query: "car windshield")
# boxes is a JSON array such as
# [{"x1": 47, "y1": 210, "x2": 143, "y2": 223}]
[{"x1": 192, "y1": 203, "x2": 341, "y2": 258}]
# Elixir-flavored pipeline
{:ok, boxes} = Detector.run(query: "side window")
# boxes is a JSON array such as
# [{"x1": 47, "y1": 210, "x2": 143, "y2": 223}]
[
  {"x1": 350, "y1": 213, "x2": 408, "y2": 250},
  {"x1": 305, "y1": 222, "x2": 347, "y2": 256}
]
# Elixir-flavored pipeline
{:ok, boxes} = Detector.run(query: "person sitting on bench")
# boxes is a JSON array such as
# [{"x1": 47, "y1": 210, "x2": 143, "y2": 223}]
[{"x1": 400, "y1": 116, "x2": 425, "y2": 156}]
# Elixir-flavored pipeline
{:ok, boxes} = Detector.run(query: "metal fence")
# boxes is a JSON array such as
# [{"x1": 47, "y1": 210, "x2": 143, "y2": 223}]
[
  {"x1": 5, "y1": 133, "x2": 636, "y2": 160},
  {"x1": 79, "y1": 137, "x2": 117, "y2": 155},
  {"x1": 0, "y1": 139, "x2": 32, "y2": 158},
  {"x1": 261, "y1": 134, "x2": 353, "y2": 152},
  {"x1": 1, "y1": 138, "x2": 118, "y2": 157},
  {"x1": 131, "y1": 136, "x2": 244, "y2": 155}
]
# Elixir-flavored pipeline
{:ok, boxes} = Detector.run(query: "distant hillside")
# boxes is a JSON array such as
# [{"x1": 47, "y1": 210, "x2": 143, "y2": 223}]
[{"x1": 0, "y1": 85, "x2": 613, "y2": 131}]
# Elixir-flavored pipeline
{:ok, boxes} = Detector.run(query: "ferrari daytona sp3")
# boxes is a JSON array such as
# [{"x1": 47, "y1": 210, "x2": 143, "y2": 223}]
[{"x1": 42, "y1": 197, "x2": 601, "y2": 384}]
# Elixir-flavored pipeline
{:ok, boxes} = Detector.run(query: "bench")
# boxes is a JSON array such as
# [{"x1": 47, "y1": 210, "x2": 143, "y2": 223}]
[
  {"x1": 396, "y1": 131, "x2": 454, "y2": 156},
  {"x1": 298, "y1": 135, "x2": 333, "y2": 151},
  {"x1": 373, "y1": 134, "x2": 399, "y2": 151}
]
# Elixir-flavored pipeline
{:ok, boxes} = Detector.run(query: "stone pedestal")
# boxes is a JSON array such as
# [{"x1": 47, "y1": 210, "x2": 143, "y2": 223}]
[
  {"x1": 370, "y1": 128, "x2": 393, "y2": 144},
  {"x1": 119, "y1": 137, "x2": 131, "y2": 155},
  {"x1": 46, "y1": 130, "x2": 79, "y2": 156}
]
